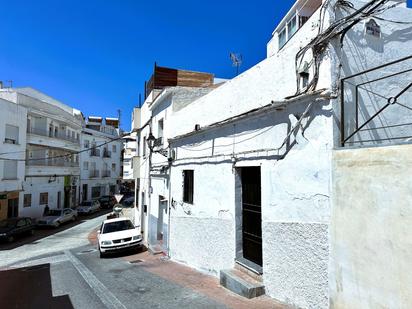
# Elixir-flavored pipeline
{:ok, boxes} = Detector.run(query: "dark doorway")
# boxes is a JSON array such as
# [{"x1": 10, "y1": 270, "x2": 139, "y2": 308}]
[
  {"x1": 7, "y1": 198, "x2": 19, "y2": 218},
  {"x1": 64, "y1": 188, "x2": 70, "y2": 209},
  {"x1": 240, "y1": 167, "x2": 262, "y2": 267},
  {"x1": 82, "y1": 184, "x2": 88, "y2": 202}
]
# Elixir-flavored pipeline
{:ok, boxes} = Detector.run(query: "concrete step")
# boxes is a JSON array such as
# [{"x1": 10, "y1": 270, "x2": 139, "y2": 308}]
[
  {"x1": 148, "y1": 244, "x2": 163, "y2": 255},
  {"x1": 220, "y1": 268, "x2": 265, "y2": 299}
]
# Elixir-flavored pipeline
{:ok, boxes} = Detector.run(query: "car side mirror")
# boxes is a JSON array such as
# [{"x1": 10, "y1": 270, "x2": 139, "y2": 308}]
[{"x1": 97, "y1": 230, "x2": 101, "y2": 234}]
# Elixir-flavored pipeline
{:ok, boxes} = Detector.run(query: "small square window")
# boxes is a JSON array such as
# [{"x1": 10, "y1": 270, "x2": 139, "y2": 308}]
[
  {"x1": 5, "y1": 124, "x2": 19, "y2": 144},
  {"x1": 112, "y1": 145, "x2": 116, "y2": 153}
]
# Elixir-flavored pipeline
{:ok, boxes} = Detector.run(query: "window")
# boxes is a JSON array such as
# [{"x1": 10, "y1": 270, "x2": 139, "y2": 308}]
[
  {"x1": 112, "y1": 145, "x2": 116, "y2": 153},
  {"x1": 279, "y1": 28, "x2": 287, "y2": 48},
  {"x1": 91, "y1": 187, "x2": 101, "y2": 199},
  {"x1": 287, "y1": 15, "x2": 297, "y2": 40},
  {"x1": 84, "y1": 140, "x2": 90, "y2": 148},
  {"x1": 5, "y1": 124, "x2": 19, "y2": 144},
  {"x1": 183, "y1": 170, "x2": 194, "y2": 204},
  {"x1": 300, "y1": 72, "x2": 309, "y2": 90},
  {"x1": 76, "y1": 133, "x2": 80, "y2": 141},
  {"x1": 112, "y1": 163, "x2": 116, "y2": 171},
  {"x1": 158, "y1": 119, "x2": 164, "y2": 139},
  {"x1": 24, "y1": 194, "x2": 31, "y2": 207},
  {"x1": 54, "y1": 127, "x2": 58, "y2": 137},
  {"x1": 143, "y1": 137, "x2": 146, "y2": 157},
  {"x1": 83, "y1": 161, "x2": 89, "y2": 170},
  {"x1": 39, "y1": 192, "x2": 48, "y2": 205},
  {"x1": 3, "y1": 161, "x2": 17, "y2": 179}
]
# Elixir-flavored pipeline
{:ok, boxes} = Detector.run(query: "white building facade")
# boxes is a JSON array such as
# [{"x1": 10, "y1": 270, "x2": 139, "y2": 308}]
[
  {"x1": 0, "y1": 98, "x2": 27, "y2": 221},
  {"x1": 79, "y1": 117, "x2": 122, "y2": 202},
  {"x1": 0, "y1": 87, "x2": 82, "y2": 219},
  {"x1": 140, "y1": 1, "x2": 412, "y2": 308}
]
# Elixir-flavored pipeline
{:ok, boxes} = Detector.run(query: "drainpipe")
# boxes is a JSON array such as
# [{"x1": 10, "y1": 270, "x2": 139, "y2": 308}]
[{"x1": 166, "y1": 158, "x2": 172, "y2": 258}]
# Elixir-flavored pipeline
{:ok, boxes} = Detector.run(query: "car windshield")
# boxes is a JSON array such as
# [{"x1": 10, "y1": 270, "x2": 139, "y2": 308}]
[
  {"x1": 102, "y1": 220, "x2": 134, "y2": 234},
  {"x1": 0, "y1": 219, "x2": 17, "y2": 228},
  {"x1": 100, "y1": 197, "x2": 109, "y2": 201},
  {"x1": 48, "y1": 210, "x2": 62, "y2": 216},
  {"x1": 81, "y1": 202, "x2": 92, "y2": 207}
]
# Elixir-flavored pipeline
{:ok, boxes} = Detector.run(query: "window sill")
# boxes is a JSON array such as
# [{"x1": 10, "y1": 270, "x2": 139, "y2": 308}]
[
  {"x1": 2, "y1": 178, "x2": 18, "y2": 181},
  {"x1": 3, "y1": 141, "x2": 20, "y2": 146}
]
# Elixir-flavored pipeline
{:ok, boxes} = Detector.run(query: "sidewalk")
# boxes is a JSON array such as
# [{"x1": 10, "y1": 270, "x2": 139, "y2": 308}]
[{"x1": 89, "y1": 229, "x2": 287, "y2": 309}]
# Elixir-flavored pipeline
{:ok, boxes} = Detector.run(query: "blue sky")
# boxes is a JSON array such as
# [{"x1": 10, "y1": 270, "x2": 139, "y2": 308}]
[{"x1": 1, "y1": 0, "x2": 411, "y2": 130}]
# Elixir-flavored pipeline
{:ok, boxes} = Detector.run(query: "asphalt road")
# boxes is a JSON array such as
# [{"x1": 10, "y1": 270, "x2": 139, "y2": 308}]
[{"x1": 0, "y1": 213, "x2": 227, "y2": 309}]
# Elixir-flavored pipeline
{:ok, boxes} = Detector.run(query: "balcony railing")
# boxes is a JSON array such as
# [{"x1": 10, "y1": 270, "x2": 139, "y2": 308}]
[
  {"x1": 89, "y1": 170, "x2": 100, "y2": 178},
  {"x1": 26, "y1": 158, "x2": 79, "y2": 167},
  {"x1": 102, "y1": 170, "x2": 111, "y2": 178},
  {"x1": 103, "y1": 150, "x2": 112, "y2": 158},
  {"x1": 27, "y1": 127, "x2": 80, "y2": 145},
  {"x1": 90, "y1": 148, "x2": 100, "y2": 157}
]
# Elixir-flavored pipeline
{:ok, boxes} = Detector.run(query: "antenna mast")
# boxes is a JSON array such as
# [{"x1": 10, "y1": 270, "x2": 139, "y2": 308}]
[{"x1": 230, "y1": 52, "x2": 243, "y2": 76}]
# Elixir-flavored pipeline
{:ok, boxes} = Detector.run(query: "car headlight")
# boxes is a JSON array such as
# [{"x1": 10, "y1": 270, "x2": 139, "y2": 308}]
[
  {"x1": 101, "y1": 240, "x2": 112, "y2": 245},
  {"x1": 133, "y1": 235, "x2": 142, "y2": 241},
  {"x1": 0, "y1": 233, "x2": 6, "y2": 237}
]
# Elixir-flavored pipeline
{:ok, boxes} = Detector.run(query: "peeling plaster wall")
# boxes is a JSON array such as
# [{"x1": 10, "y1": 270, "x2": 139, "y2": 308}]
[
  {"x1": 169, "y1": 98, "x2": 333, "y2": 308},
  {"x1": 330, "y1": 144, "x2": 412, "y2": 308}
]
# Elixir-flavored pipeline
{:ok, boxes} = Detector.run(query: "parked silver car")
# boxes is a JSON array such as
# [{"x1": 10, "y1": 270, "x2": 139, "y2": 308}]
[
  {"x1": 77, "y1": 200, "x2": 101, "y2": 215},
  {"x1": 37, "y1": 208, "x2": 78, "y2": 228}
]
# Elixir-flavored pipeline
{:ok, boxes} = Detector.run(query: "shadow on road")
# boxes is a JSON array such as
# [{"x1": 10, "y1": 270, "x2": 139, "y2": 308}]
[
  {"x1": 100, "y1": 244, "x2": 148, "y2": 259},
  {"x1": 0, "y1": 209, "x2": 111, "y2": 251},
  {"x1": 0, "y1": 263, "x2": 73, "y2": 309}
]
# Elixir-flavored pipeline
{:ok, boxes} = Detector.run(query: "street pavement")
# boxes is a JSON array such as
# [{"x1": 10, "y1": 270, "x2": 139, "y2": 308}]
[
  {"x1": 0, "y1": 213, "x2": 227, "y2": 309},
  {"x1": 0, "y1": 213, "x2": 284, "y2": 309}
]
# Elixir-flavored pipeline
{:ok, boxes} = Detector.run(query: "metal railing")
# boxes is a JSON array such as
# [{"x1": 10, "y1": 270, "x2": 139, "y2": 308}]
[
  {"x1": 89, "y1": 170, "x2": 100, "y2": 178},
  {"x1": 26, "y1": 158, "x2": 79, "y2": 167},
  {"x1": 102, "y1": 170, "x2": 111, "y2": 177},
  {"x1": 90, "y1": 148, "x2": 100, "y2": 157},
  {"x1": 27, "y1": 127, "x2": 80, "y2": 144},
  {"x1": 340, "y1": 55, "x2": 412, "y2": 147}
]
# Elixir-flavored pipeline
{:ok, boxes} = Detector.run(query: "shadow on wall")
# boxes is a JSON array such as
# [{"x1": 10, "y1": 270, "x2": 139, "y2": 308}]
[{"x1": 172, "y1": 97, "x2": 333, "y2": 166}]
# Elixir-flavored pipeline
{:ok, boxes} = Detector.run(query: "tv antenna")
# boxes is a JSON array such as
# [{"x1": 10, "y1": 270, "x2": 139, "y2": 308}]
[{"x1": 230, "y1": 52, "x2": 242, "y2": 76}]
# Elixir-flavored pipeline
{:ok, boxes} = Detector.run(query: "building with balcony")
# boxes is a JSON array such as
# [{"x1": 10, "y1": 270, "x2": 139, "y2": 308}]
[
  {"x1": 0, "y1": 98, "x2": 27, "y2": 220},
  {"x1": 79, "y1": 116, "x2": 122, "y2": 202},
  {"x1": 0, "y1": 87, "x2": 82, "y2": 218}
]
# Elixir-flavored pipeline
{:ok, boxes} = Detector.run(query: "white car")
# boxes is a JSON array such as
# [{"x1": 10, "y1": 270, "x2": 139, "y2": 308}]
[
  {"x1": 77, "y1": 200, "x2": 101, "y2": 215},
  {"x1": 37, "y1": 208, "x2": 78, "y2": 227},
  {"x1": 97, "y1": 218, "x2": 142, "y2": 258}
]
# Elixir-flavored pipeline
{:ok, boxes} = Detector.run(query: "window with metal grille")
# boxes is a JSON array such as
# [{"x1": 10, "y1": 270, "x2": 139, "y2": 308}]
[
  {"x1": 183, "y1": 170, "x2": 194, "y2": 204},
  {"x1": 39, "y1": 192, "x2": 48, "y2": 205},
  {"x1": 24, "y1": 194, "x2": 31, "y2": 208}
]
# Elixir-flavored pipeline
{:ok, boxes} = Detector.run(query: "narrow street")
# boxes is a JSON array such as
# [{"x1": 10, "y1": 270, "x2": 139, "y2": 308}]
[{"x1": 0, "y1": 214, "x2": 281, "y2": 309}]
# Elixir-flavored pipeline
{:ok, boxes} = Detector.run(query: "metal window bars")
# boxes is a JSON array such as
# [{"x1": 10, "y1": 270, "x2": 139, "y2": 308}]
[{"x1": 340, "y1": 54, "x2": 412, "y2": 147}]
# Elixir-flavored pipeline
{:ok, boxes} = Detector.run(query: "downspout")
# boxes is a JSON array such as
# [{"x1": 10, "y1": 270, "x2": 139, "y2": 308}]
[{"x1": 167, "y1": 156, "x2": 172, "y2": 258}]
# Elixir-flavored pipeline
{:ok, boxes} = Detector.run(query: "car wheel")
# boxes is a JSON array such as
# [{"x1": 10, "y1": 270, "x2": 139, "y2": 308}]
[
  {"x1": 29, "y1": 229, "x2": 34, "y2": 236},
  {"x1": 7, "y1": 235, "x2": 14, "y2": 243},
  {"x1": 72, "y1": 216, "x2": 76, "y2": 222},
  {"x1": 99, "y1": 247, "x2": 105, "y2": 258},
  {"x1": 55, "y1": 222, "x2": 60, "y2": 228}
]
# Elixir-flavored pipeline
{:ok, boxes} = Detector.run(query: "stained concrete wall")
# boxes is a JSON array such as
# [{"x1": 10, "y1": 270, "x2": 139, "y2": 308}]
[{"x1": 330, "y1": 144, "x2": 412, "y2": 308}]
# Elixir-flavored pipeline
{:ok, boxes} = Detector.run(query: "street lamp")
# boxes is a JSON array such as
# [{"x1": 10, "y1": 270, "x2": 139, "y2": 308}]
[{"x1": 146, "y1": 132, "x2": 156, "y2": 151}]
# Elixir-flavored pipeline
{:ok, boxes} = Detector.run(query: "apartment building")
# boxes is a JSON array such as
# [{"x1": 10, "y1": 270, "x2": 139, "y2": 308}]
[
  {"x1": 0, "y1": 98, "x2": 27, "y2": 220},
  {"x1": 138, "y1": 64, "x2": 223, "y2": 250},
  {"x1": 0, "y1": 87, "x2": 82, "y2": 218},
  {"x1": 79, "y1": 116, "x2": 122, "y2": 202}
]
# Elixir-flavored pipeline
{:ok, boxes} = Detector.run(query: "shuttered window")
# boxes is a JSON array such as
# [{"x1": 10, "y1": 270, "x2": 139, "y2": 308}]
[
  {"x1": 3, "y1": 161, "x2": 17, "y2": 179},
  {"x1": 5, "y1": 124, "x2": 19, "y2": 144},
  {"x1": 39, "y1": 192, "x2": 48, "y2": 205},
  {"x1": 24, "y1": 194, "x2": 32, "y2": 207}
]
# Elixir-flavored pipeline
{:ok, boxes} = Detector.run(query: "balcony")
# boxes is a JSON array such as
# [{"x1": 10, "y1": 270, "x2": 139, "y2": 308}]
[
  {"x1": 26, "y1": 158, "x2": 79, "y2": 168},
  {"x1": 27, "y1": 127, "x2": 80, "y2": 145},
  {"x1": 102, "y1": 170, "x2": 111, "y2": 178},
  {"x1": 90, "y1": 148, "x2": 100, "y2": 157},
  {"x1": 89, "y1": 170, "x2": 100, "y2": 178},
  {"x1": 103, "y1": 150, "x2": 112, "y2": 158}
]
